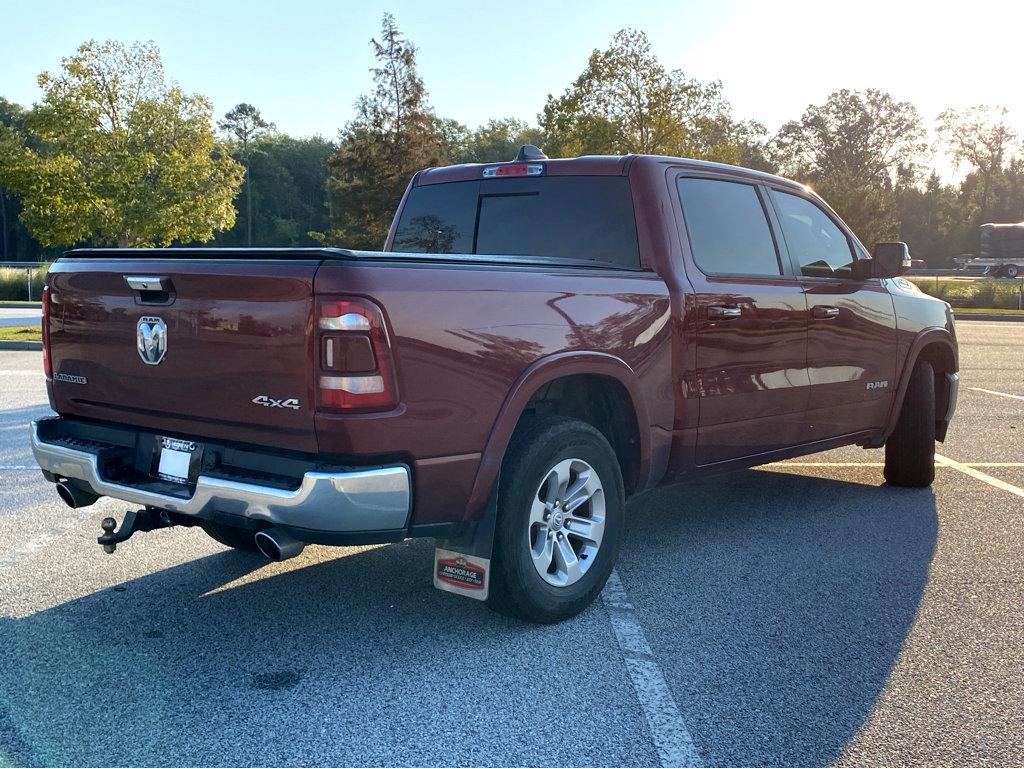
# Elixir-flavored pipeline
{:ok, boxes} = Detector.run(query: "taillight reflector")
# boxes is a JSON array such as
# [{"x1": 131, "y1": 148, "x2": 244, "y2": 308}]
[{"x1": 42, "y1": 285, "x2": 52, "y2": 379}]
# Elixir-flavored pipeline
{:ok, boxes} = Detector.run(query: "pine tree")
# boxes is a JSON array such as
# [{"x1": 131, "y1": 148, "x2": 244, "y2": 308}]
[{"x1": 319, "y1": 14, "x2": 446, "y2": 249}]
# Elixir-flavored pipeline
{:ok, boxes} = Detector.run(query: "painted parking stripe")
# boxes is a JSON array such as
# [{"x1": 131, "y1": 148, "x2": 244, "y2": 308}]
[
  {"x1": 936, "y1": 453, "x2": 1024, "y2": 498},
  {"x1": 602, "y1": 569, "x2": 702, "y2": 768},
  {"x1": 966, "y1": 386, "x2": 1024, "y2": 401},
  {"x1": 769, "y1": 462, "x2": 885, "y2": 467}
]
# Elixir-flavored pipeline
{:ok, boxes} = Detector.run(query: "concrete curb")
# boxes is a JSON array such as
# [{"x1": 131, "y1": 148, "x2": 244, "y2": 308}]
[
  {"x1": 0, "y1": 302, "x2": 41, "y2": 309},
  {"x1": 0, "y1": 341, "x2": 42, "y2": 351},
  {"x1": 953, "y1": 313, "x2": 1024, "y2": 322}
]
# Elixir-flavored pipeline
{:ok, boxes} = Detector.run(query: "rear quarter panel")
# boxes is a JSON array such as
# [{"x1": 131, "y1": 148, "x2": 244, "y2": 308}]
[{"x1": 314, "y1": 262, "x2": 674, "y2": 524}]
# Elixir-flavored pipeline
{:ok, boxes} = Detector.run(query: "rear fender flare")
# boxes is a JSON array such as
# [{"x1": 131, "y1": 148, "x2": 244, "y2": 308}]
[{"x1": 462, "y1": 351, "x2": 652, "y2": 521}]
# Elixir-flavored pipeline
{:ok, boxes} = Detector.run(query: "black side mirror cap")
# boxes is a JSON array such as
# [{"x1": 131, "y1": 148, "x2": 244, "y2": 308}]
[{"x1": 870, "y1": 241, "x2": 911, "y2": 278}]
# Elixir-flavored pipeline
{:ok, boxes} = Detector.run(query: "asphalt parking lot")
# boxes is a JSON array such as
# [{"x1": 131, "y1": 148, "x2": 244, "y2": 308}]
[{"x1": 0, "y1": 321, "x2": 1021, "y2": 767}]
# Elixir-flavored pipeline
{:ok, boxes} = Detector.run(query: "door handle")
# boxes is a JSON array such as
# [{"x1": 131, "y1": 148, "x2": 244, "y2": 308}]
[
  {"x1": 707, "y1": 305, "x2": 742, "y2": 320},
  {"x1": 812, "y1": 305, "x2": 840, "y2": 319}
]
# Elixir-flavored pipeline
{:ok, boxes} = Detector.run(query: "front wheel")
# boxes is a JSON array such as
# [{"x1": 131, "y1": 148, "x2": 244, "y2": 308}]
[
  {"x1": 1003, "y1": 264, "x2": 1019, "y2": 279},
  {"x1": 487, "y1": 416, "x2": 625, "y2": 623},
  {"x1": 884, "y1": 360, "x2": 936, "y2": 487}
]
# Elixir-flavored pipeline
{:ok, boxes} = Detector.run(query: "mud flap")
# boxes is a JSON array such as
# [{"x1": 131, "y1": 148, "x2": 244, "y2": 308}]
[{"x1": 433, "y1": 491, "x2": 498, "y2": 602}]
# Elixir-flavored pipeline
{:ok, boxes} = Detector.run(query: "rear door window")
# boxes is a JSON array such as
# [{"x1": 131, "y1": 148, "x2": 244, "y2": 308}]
[
  {"x1": 393, "y1": 176, "x2": 640, "y2": 268},
  {"x1": 677, "y1": 177, "x2": 783, "y2": 276},
  {"x1": 771, "y1": 190, "x2": 855, "y2": 278}
]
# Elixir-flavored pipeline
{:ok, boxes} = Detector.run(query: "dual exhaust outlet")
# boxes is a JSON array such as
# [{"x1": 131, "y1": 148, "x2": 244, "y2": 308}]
[{"x1": 54, "y1": 481, "x2": 305, "y2": 562}]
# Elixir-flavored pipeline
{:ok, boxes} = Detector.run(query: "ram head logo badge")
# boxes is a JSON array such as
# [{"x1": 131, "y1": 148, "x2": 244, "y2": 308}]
[{"x1": 137, "y1": 316, "x2": 167, "y2": 365}]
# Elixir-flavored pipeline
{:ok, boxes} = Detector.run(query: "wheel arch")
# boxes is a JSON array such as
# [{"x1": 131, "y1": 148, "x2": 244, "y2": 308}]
[
  {"x1": 873, "y1": 327, "x2": 958, "y2": 446},
  {"x1": 462, "y1": 352, "x2": 652, "y2": 521}
]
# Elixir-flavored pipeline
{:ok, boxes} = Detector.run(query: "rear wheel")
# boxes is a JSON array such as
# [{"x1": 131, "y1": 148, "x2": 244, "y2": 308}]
[
  {"x1": 487, "y1": 416, "x2": 624, "y2": 623},
  {"x1": 1003, "y1": 264, "x2": 1019, "y2": 279},
  {"x1": 884, "y1": 360, "x2": 936, "y2": 488},
  {"x1": 200, "y1": 520, "x2": 259, "y2": 551}
]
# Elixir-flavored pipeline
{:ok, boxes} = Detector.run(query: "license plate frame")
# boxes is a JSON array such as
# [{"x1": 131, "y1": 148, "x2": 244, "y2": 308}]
[{"x1": 151, "y1": 436, "x2": 203, "y2": 485}]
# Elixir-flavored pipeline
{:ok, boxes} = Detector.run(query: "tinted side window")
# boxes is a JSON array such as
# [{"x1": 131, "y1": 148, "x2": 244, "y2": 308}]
[
  {"x1": 771, "y1": 190, "x2": 855, "y2": 278},
  {"x1": 677, "y1": 178, "x2": 782, "y2": 276},
  {"x1": 392, "y1": 176, "x2": 640, "y2": 268},
  {"x1": 393, "y1": 181, "x2": 477, "y2": 254}
]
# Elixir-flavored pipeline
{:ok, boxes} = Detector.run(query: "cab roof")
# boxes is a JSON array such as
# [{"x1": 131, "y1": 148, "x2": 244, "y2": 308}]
[{"x1": 415, "y1": 153, "x2": 807, "y2": 192}]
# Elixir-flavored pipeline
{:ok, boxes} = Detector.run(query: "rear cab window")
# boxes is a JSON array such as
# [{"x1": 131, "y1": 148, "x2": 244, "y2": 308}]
[
  {"x1": 393, "y1": 176, "x2": 640, "y2": 269},
  {"x1": 676, "y1": 177, "x2": 783, "y2": 277}
]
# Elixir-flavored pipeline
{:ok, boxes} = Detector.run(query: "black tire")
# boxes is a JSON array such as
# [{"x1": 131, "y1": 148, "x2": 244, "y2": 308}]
[
  {"x1": 487, "y1": 416, "x2": 625, "y2": 623},
  {"x1": 200, "y1": 520, "x2": 260, "y2": 551},
  {"x1": 884, "y1": 359, "x2": 936, "y2": 487},
  {"x1": 1004, "y1": 264, "x2": 1019, "y2": 279}
]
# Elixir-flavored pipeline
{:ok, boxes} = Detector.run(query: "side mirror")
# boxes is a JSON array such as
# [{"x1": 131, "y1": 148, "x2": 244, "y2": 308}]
[{"x1": 870, "y1": 241, "x2": 911, "y2": 278}]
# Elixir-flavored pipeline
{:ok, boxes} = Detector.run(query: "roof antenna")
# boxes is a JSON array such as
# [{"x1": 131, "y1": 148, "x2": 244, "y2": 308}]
[{"x1": 514, "y1": 144, "x2": 548, "y2": 162}]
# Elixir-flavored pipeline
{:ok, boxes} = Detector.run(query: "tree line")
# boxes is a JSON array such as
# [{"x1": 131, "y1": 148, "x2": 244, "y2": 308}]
[{"x1": 1, "y1": 14, "x2": 1023, "y2": 266}]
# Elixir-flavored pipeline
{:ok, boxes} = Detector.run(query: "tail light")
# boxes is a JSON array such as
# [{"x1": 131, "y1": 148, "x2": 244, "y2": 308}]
[
  {"x1": 317, "y1": 297, "x2": 398, "y2": 411},
  {"x1": 42, "y1": 285, "x2": 52, "y2": 379}
]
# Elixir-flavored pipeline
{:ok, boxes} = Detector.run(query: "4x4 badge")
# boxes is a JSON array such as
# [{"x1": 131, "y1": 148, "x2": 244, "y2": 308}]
[
  {"x1": 136, "y1": 316, "x2": 167, "y2": 365},
  {"x1": 252, "y1": 395, "x2": 301, "y2": 410}
]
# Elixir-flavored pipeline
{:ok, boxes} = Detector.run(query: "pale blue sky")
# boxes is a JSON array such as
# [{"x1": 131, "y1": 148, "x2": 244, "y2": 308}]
[{"x1": 3, "y1": 0, "x2": 1024, "y2": 177}]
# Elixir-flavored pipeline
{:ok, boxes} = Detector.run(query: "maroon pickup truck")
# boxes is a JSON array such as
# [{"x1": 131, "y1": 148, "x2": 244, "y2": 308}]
[{"x1": 32, "y1": 147, "x2": 959, "y2": 622}]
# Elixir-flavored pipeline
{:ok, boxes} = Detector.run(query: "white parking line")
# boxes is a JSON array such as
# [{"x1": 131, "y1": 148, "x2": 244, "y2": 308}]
[
  {"x1": 771, "y1": 462, "x2": 1024, "y2": 468},
  {"x1": 966, "y1": 386, "x2": 1024, "y2": 401},
  {"x1": 602, "y1": 569, "x2": 702, "y2": 768},
  {"x1": 936, "y1": 453, "x2": 1024, "y2": 498},
  {"x1": 769, "y1": 462, "x2": 885, "y2": 467}
]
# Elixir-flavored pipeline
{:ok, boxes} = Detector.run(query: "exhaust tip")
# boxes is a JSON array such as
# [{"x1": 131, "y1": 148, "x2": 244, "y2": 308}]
[
  {"x1": 56, "y1": 480, "x2": 98, "y2": 509},
  {"x1": 254, "y1": 528, "x2": 305, "y2": 562}
]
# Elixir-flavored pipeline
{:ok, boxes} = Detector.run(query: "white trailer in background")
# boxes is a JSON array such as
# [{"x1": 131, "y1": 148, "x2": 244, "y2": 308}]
[{"x1": 955, "y1": 223, "x2": 1024, "y2": 278}]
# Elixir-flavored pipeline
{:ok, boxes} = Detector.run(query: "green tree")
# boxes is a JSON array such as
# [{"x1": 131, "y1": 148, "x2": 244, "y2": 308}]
[
  {"x1": 0, "y1": 97, "x2": 45, "y2": 260},
  {"x1": 540, "y1": 29, "x2": 760, "y2": 163},
  {"x1": 771, "y1": 89, "x2": 927, "y2": 246},
  {"x1": 773, "y1": 89, "x2": 927, "y2": 184},
  {"x1": 213, "y1": 135, "x2": 335, "y2": 246},
  {"x1": 937, "y1": 105, "x2": 1018, "y2": 221},
  {"x1": 0, "y1": 40, "x2": 243, "y2": 248},
  {"x1": 219, "y1": 103, "x2": 275, "y2": 246},
  {"x1": 452, "y1": 118, "x2": 545, "y2": 163},
  {"x1": 320, "y1": 14, "x2": 446, "y2": 249},
  {"x1": 896, "y1": 172, "x2": 971, "y2": 266}
]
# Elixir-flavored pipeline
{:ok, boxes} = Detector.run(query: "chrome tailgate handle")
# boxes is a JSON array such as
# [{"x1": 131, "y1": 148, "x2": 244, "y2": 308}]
[{"x1": 125, "y1": 275, "x2": 170, "y2": 292}]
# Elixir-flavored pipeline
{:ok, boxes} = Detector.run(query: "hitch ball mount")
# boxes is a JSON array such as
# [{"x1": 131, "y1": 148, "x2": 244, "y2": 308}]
[{"x1": 98, "y1": 507, "x2": 197, "y2": 553}]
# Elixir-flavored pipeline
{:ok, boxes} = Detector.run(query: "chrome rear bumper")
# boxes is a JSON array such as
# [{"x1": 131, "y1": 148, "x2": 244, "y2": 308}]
[{"x1": 31, "y1": 420, "x2": 411, "y2": 534}]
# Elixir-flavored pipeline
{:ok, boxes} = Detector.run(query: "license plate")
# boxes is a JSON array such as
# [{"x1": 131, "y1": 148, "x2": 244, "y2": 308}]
[{"x1": 153, "y1": 436, "x2": 202, "y2": 484}]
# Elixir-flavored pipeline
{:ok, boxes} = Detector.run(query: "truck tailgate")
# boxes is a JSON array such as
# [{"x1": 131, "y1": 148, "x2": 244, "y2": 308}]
[{"x1": 47, "y1": 257, "x2": 320, "y2": 453}]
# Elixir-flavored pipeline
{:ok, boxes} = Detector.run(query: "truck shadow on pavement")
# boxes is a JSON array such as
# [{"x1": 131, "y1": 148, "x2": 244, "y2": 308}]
[{"x1": 0, "y1": 468, "x2": 936, "y2": 767}]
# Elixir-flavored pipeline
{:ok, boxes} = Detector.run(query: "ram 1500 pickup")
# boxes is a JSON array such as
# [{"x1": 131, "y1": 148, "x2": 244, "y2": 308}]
[{"x1": 32, "y1": 146, "x2": 959, "y2": 622}]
